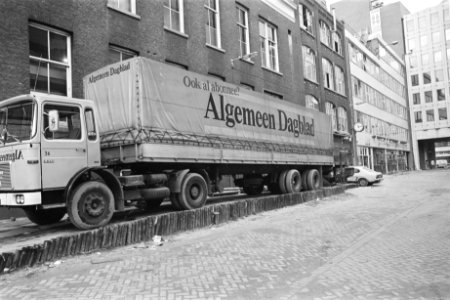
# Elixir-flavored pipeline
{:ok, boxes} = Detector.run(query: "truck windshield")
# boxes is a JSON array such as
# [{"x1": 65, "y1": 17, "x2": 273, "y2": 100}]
[{"x1": 0, "y1": 100, "x2": 36, "y2": 145}]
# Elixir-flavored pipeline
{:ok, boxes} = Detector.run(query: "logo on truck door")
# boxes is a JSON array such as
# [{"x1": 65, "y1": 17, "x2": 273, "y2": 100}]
[{"x1": 0, "y1": 150, "x2": 23, "y2": 162}]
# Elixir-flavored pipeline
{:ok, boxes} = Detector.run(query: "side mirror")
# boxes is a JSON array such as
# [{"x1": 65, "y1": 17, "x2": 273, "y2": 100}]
[{"x1": 48, "y1": 110, "x2": 60, "y2": 132}]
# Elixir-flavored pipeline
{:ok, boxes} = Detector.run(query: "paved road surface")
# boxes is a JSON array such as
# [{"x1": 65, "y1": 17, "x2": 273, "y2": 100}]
[{"x1": 0, "y1": 170, "x2": 449, "y2": 299}]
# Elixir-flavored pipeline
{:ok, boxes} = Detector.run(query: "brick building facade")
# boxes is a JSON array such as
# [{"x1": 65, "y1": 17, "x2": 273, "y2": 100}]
[{"x1": 0, "y1": 0, "x2": 353, "y2": 166}]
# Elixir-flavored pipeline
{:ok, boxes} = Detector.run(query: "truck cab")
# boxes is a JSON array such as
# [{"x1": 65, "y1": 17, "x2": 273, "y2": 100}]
[{"x1": 0, "y1": 94, "x2": 105, "y2": 227}]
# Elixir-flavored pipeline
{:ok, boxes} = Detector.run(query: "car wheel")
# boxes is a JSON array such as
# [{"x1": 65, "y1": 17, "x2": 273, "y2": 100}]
[{"x1": 358, "y1": 178, "x2": 369, "y2": 187}]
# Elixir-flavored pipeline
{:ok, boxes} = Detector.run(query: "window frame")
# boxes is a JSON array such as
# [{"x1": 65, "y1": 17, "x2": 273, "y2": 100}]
[
  {"x1": 29, "y1": 22, "x2": 72, "y2": 97},
  {"x1": 305, "y1": 95, "x2": 319, "y2": 110},
  {"x1": 302, "y1": 46, "x2": 317, "y2": 82},
  {"x1": 205, "y1": 0, "x2": 222, "y2": 49},
  {"x1": 299, "y1": 4, "x2": 313, "y2": 34},
  {"x1": 107, "y1": 0, "x2": 137, "y2": 15},
  {"x1": 319, "y1": 20, "x2": 331, "y2": 47},
  {"x1": 164, "y1": 0, "x2": 185, "y2": 33},
  {"x1": 236, "y1": 4, "x2": 250, "y2": 57},
  {"x1": 322, "y1": 58, "x2": 334, "y2": 90},
  {"x1": 334, "y1": 65, "x2": 345, "y2": 95},
  {"x1": 108, "y1": 45, "x2": 138, "y2": 64},
  {"x1": 259, "y1": 19, "x2": 279, "y2": 72}
]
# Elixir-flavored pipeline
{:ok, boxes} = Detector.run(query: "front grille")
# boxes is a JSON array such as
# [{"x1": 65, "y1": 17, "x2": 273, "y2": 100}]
[{"x1": 0, "y1": 163, "x2": 12, "y2": 189}]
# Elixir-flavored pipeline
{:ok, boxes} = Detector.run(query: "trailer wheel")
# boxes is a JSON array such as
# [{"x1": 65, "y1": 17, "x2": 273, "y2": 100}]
[
  {"x1": 23, "y1": 207, "x2": 66, "y2": 226},
  {"x1": 285, "y1": 169, "x2": 302, "y2": 193},
  {"x1": 178, "y1": 173, "x2": 208, "y2": 210},
  {"x1": 306, "y1": 169, "x2": 321, "y2": 190},
  {"x1": 68, "y1": 181, "x2": 114, "y2": 230},
  {"x1": 243, "y1": 184, "x2": 264, "y2": 195},
  {"x1": 278, "y1": 170, "x2": 288, "y2": 194}
]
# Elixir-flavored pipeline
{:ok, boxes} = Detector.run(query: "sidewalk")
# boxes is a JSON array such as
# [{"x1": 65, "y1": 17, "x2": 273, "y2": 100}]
[{"x1": 0, "y1": 170, "x2": 449, "y2": 299}]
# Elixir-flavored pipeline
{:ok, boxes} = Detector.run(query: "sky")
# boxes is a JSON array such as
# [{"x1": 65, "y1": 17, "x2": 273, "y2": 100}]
[{"x1": 328, "y1": 0, "x2": 448, "y2": 13}]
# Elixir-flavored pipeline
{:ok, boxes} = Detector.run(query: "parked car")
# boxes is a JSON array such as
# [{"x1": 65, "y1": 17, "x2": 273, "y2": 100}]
[{"x1": 343, "y1": 166, "x2": 383, "y2": 186}]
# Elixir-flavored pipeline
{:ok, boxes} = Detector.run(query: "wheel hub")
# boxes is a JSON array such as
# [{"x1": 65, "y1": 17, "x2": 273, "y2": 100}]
[
  {"x1": 84, "y1": 193, "x2": 105, "y2": 217},
  {"x1": 190, "y1": 185, "x2": 200, "y2": 199}
]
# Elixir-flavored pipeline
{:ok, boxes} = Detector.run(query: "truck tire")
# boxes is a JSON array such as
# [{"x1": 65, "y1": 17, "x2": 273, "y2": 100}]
[
  {"x1": 306, "y1": 169, "x2": 320, "y2": 190},
  {"x1": 278, "y1": 170, "x2": 288, "y2": 194},
  {"x1": 67, "y1": 181, "x2": 114, "y2": 230},
  {"x1": 178, "y1": 173, "x2": 207, "y2": 210},
  {"x1": 285, "y1": 169, "x2": 301, "y2": 193},
  {"x1": 23, "y1": 207, "x2": 66, "y2": 226}
]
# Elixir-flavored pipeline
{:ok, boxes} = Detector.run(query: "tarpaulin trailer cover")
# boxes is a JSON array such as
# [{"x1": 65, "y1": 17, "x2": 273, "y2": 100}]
[{"x1": 83, "y1": 57, "x2": 333, "y2": 165}]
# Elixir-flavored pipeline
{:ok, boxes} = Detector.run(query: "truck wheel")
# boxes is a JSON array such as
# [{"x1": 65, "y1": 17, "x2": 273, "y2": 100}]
[
  {"x1": 306, "y1": 169, "x2": 320, "y2": 190},
  {"x1": 178, "y1": 173, "x2": 207, "y2": 210},
  {"x1": 358, "y1": 178, "x2": 369, "y2": 187},
  {"x1": 285, "y1": 169, "x2": 301, "y2": 193},
  {"x1": 68, "y1": 181, "x2": 114, "y2": 230},
  {"x1": 170, "y1": 194, "x2": 182, "y2": 210},
  {"x1": 23, "y1": 207, "x2": 66, "y2": 226},
  {"x1": 278, "y1": 170, "x2": 288, "y2": 194}
]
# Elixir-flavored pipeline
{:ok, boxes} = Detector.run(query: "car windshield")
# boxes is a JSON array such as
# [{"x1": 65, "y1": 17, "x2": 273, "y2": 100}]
[{"x1": 0, "y1": 100, "x2": 36, "y2": 145}]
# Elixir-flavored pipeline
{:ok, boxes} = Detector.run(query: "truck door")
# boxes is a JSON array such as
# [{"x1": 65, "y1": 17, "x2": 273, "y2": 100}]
[{"x1": 41, "y1": 103, "x2": 87, "y2": 189}]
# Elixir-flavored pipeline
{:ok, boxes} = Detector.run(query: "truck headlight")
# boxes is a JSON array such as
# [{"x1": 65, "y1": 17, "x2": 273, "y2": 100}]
[{"x1": 15, "y1": 194, "x2": 25, "y2": 204}]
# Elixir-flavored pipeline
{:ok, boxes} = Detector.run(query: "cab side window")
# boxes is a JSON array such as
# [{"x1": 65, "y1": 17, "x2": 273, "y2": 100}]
[
  {"x1": 85, "y1": 108, "x2": 97, "y2": 141},
  {"x1": 43, "y1": 104, "x2": 82, "y2": 140}
]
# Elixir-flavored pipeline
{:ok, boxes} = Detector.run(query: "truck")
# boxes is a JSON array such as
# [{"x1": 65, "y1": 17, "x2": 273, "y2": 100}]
[{"x1": 0, "y1": 57, "x2": 334, "y2": 229}]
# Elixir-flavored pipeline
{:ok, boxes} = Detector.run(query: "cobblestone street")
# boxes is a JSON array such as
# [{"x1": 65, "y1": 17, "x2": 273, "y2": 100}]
[{"x1": 1, "y1": 170, "x2": 449, "y2": 300}]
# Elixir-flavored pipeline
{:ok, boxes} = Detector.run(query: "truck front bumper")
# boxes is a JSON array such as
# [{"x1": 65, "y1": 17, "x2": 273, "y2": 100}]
[{"x1": 0, "y1": 192, "x2": 42, "y2": 206}]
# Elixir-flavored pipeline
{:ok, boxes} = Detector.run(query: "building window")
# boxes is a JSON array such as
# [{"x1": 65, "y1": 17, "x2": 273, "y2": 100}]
[
  {"x1": 414, "y1": 111, "x2": 422, "y2": 123},
  {"x1": 236, "y1": 4, "x2": 250, "y2": 57},
  {"x1": 420, "y1": 34, "x2": 428, "y2": 47},
  {"x1": 425, "y1": 91, "x2": 433, "y2": 103},
  {"x1": 431, "y1": 12, "x2": 439, "y2": 26},
  {"x1": 108, "y1": 45, "x2": 137, "y2": 64},
  {"x1": 337, "y1": 107, "x2": 348, "y2": 132},
  {"x1": 164, "y1": 0, "x2": 184, "y2": 33},
  {"x1": 322, "y1": 58, "x2": 334, "y2": 90},
  {"x1": 438, "y1": 108, "x2": 448, "y2": 120},
  {"x1": 305, "y1": 95, "x2": 319, "y2": 110},
  {"x1": 446, "y1": 28, "x2": 450, "y2": 41},
  {"x1": 411, "y1": 74, "x2": 419, "y2": 86},
  {"x1": 434, "y1": 51, "x2": 442, "y2": 64},
  {"x1": 332, "y1": 32, "x2": 342, "y2": 54},
  {"x1": 205, "y1": 0, "x2": 221, "y2": 48},
  {"x1": 432, "y1": 31, "x2": 441, "y2": 44},
  {"x1": 413, "y1": 93, "x2": 420, "y2": 105},
  {"x1": 299, "y1": 4, "x2": 313, "y2": 34},
  {"x1": 264, "y1": 90, "x2": 283, "y2": 99},
  {"x1": 107, "y1": 0, "x2": 136, "y2": 14},
  {"x1": 29, "y1": 23, "x2": 71, "y2": 96},
  {"x1": 421, "y1": 53, "x2": 429, "y2": 66},
  {"x1": 335, "y1": 65, "x2": 345, "y2": 95},
  {"x1": 407, "y1": 38, "x2": 415, "y2": 51},
  {"x1": 423, "y1": 72, "x2": 431, "y2": 84},
  {"x1": 437, "y1": 88, "x2": 446, "y2": 101},
  {"x1": 447, "y1": 48, "x2": 450, "y2": 61},
  {"x1": 426, "y1": 109, "x2": 435, "y2": 122},
  {"x1": 319, "y1": 20, "x2": 331, "y2": 47},
  {"x1": 325, "y1": 102, "x2": 337, "y2": 131},
  {"x1": 435, "y1": 69, "x2": 444, "y2": 82},
  {"x1": 259, "y1": 20, "x2": 279, "y2": 72},
  {"x1": 302, "y1": 46, "x2": 317, "y2": 82}
]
